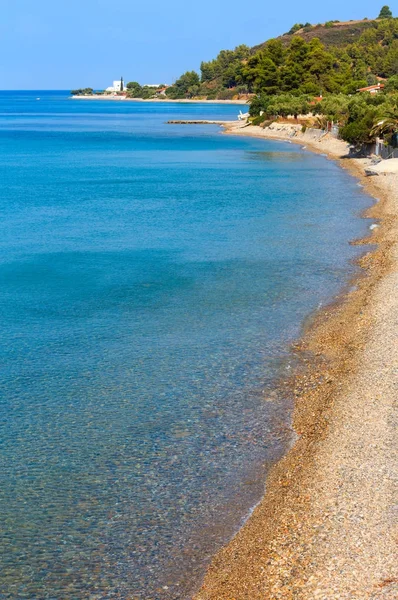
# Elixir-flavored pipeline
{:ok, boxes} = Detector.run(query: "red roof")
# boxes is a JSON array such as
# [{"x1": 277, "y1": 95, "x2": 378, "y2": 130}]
[
  {"x1": 309, "y1": 96, "x2": 323, "y2": 106},
  {"x1": 357, "y1": 83, "x2": 385, "y2": 92}
]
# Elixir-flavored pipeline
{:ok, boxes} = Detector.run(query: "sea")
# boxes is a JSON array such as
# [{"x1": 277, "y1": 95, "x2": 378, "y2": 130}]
[{"x1": 0, "y1": 91, "x2": 372, "y2": 599}]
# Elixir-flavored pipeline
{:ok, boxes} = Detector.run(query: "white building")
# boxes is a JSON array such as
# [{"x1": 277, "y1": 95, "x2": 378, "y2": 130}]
[{"x1": 105, "y1": 78, "x2": 125, "y2": 93}]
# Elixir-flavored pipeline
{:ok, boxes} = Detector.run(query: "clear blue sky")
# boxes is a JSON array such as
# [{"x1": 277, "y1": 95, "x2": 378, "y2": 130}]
[{"x1": 0, "y1": 0, "x2": 391, "y2": 89}]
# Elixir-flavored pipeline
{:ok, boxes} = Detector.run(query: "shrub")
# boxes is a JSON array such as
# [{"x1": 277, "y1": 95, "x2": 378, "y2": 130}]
[
  {"x1": 217, "y1": 89, "x2": 236, "y2": 100},
  {"x1": 340, "y1": 121, "x2": 368, "y2": 144},
  {"x1": 252, "y1": 114, "x2": 268, "y2": 126},
  {"x1": 385, "y1": 75, "x2": 398, "y2": 91},
  {"x1": 206, "y1": 88, "x2": 221, "y2": 100},
  {"x1": 71, "y1": 88, "x2": 93, "y2": 96},
  {"x1": 287, "y1": 23, "x2": 304, "y2": 35}
]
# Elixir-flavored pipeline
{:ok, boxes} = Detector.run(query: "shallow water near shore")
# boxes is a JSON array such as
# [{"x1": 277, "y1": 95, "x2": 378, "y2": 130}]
[{"x1": 0, "y1": 91, "x2": 373, "y2": 599}]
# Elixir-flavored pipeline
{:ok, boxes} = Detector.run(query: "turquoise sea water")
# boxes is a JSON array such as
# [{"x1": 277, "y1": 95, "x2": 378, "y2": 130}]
[{"x1": 0, "y1": 92, "x2": 372, "y2": 599}]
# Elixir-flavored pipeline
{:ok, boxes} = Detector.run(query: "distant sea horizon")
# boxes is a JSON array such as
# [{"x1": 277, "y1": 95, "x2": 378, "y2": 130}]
[{"x1": 0, "y1": 90, "x2": 372, "y2": 599}]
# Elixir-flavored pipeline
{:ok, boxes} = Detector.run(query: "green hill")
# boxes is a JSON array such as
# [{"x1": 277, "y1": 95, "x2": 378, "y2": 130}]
[
  {"x1": 160, "y1": 8, "x2": 398, "y2": 100},
  {"x1": 269, "y1": 20, "x2": 378, "y2": 48}
]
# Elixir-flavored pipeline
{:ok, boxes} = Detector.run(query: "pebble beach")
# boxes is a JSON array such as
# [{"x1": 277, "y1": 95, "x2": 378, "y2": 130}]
[{"x1": 194, "y1": 122, "x2": 398, "y2": 599}]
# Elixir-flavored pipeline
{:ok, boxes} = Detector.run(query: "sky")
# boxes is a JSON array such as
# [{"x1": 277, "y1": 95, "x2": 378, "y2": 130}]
[{"x1": 0, "y1": 0, "x2": 392, "y2": 89}]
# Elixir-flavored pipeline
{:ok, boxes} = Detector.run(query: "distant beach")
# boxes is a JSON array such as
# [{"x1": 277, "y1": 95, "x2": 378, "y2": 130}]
[
  {"x1": 71, "y1": 94, "x2": 248, "y2": 104},
  {"x1": 194, "y1": 122, "x2": 398, "y2": 598}
]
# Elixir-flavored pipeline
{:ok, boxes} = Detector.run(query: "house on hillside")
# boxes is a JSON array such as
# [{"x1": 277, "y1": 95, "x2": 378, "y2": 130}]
[
  {"x1": 357, "y1": 83, "x2": 385, "y2": 94},
  {"x1": 309, "y1": 95, "x2": 323, "y2": 106}
]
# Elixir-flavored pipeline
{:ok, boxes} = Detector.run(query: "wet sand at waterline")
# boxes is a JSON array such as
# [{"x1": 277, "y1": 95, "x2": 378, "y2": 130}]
[{"x1": 194, "y1": 124, "x2": 398, "y2": 599}]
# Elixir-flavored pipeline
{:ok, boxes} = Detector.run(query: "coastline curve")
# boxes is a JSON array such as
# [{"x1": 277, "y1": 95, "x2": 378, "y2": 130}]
[{"x1": 193, "y1": 124, "x2": 398, "y2": 599}]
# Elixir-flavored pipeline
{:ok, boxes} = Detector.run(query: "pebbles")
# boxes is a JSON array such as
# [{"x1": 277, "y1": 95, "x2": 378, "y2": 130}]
[{"x1": 194, "y1": 136, "x2": 398, "y2": 599}]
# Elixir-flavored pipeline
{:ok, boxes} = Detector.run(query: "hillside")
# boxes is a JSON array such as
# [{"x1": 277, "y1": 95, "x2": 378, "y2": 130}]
[
  {"x1": 158, "y1": 8, "x2": 398, "y2": 100},
  {"x1": 263, "y1": 20, "x2": 378, "y2": 49}
]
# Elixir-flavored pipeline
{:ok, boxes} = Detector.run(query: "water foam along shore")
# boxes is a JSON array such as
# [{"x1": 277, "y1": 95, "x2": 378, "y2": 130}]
[{"x1": 193, "y1": 122, "x2": 398, "y2": 599}]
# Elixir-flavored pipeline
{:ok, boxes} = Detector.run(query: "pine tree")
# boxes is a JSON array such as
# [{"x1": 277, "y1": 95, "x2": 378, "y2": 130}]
[{"x1": 378, "y1": 5, "x2": 393, "y2": 19}]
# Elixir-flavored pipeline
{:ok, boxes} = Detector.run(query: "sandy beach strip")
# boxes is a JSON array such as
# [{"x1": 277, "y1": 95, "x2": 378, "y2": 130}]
[
  {"x1": 192, "y1": 122, "x2": 398, "y2": 599},
  {"x1": 71, "y1": 95, "x2": 248, "y2": 104}
]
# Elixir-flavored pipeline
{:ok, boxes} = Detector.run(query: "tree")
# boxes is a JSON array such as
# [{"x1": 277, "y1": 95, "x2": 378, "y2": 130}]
[
  {"x1": 340, "y1": 120, "x2": 371, "y2": 144},
  {"x1": 126, "y1": 81, "x2": 142, "y2": 97},
  {"x1": 200, "y1": 45, "x2": 250, "y2": 87},
  {"x1": 187, "y1": 84, "x2": 200, "y2": 98},
  {"x1": 249, "y1": 93, "x2": 272, "y2": 116},
  {"x1": 233, "y1": 44, "x2": 251, "y2": 61},
  {"x1": 314, "y1": 94, "x2": 350, "y2": 123},
  {"x1": 340, "y1": 98, "x2": 379, "y2": 145},
  {"x1": 249, "y1": 93, "x2": 309, "y2": 120},
  {"x1": 378, "y1": 5, "x2": 393, "y2": 18},
  {"x1": 279, "y1": 65, "x2": 302, "y2": 91},
  {"x1": 371, "y1": 105, "x2": 398, "y2": 139},
  {"x1": 383, "y1": 41, "x2": 398, "y2": 76},
  {"x1": 264, "y1": 39, "x2": 285, "y2": 66},
  {"x1": 306, "y1": 39, "x2": 334, "y2": 83},
  {"x1": 166, "y1": 71, "x2": 200, "y2": 99},
  {"x1": 243, "y1": 54, "x2": 280, "y2": 94},
  {"x1": 71, "y1": 88, "x2": 93, "y2": 95},
  {"x1": 287, "y1": 23, "x2": 304, "y2": 35},
  {"x1": 385, "y1": 75, "x2": 398, "y2": 91},
  {"x1": 200, "y1": 61, "x2": 216, "y2": 83}
]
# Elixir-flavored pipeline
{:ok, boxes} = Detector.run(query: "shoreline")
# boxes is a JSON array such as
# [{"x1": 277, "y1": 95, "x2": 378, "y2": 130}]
[
  {"x1": 193, "y1": 123, "x2": 398, "y2": 598},
  {"x1": 70, "y1": 95, "x2": 248, "y2": 104}
]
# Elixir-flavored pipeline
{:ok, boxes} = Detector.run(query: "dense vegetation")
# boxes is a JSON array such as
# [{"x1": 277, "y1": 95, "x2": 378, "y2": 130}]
[
  {"x1": 71, "y1": 88, "x2": 93, "y2": 96},
  {"x1": 126, "y1": 81, "x2": 167, "y2": 99},
  {"x1": 244, "y1": 9, "x2": 398, "y2": 147},
  {"x1": 170, "y1": 14, "x2": 398, "y2": 100}
]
